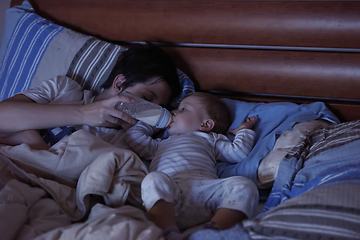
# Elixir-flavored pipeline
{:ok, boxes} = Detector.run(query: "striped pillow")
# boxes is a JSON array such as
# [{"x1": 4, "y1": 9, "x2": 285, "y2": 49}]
[
  {"x1": 0, "y1": 12, "x2": 63, "y2": 100},
  {"x1": 0, "y1": 2, "x2": 124, "y2": 100},
  {"x1": 66, "y1": 37, "x2": 123, "y2": 95},
  {"x1": 243, "y1": 183, "x2": 360, "y2": 239},
  {"x1": 0, "y1": 1, "x2": 194, "y2": 101}
]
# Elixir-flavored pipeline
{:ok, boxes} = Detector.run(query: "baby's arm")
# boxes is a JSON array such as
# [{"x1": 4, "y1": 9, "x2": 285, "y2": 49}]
[
  {"x1": 215, "y1": 116, "x2": 256, "y2": 163},
  {"x1": 227, "y1": 116, "x2": 256, "y2": 135},
  {"x1": 125, "y1": 122, "x2": 161, "y2": 160},
  {"x1": 0, "y1": 130, "x2": 48, "y2": 150}
]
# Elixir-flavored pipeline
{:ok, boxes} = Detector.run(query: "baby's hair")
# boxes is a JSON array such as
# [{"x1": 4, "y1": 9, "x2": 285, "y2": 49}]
[{"x1": 183, "y1": 92, "x2": 232, "y2": 134}]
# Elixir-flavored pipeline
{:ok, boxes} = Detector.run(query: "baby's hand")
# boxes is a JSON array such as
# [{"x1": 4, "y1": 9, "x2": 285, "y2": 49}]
[{"x1": 227, "y1": 116, "x2": 256, "y2": 135}]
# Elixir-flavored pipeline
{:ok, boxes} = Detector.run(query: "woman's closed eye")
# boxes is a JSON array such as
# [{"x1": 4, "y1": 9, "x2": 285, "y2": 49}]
[{"x1": 143, "y1": 95, "x2": 153, "y2": 102}]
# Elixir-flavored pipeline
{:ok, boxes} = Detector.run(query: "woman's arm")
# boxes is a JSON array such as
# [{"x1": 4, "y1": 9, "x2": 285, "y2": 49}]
[{"x1": 0, "y1": 94, "x2": 137, "y2": 134}]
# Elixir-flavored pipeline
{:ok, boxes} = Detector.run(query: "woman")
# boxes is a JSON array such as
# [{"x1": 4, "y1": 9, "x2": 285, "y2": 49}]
[{"x1": 0, "y1": 44, "x2": 182, "y2": 149}]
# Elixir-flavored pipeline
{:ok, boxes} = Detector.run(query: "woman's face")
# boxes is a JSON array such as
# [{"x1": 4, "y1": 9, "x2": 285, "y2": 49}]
[{"x1": 123, "y1": 77, "x2": 171, "y2": 106}]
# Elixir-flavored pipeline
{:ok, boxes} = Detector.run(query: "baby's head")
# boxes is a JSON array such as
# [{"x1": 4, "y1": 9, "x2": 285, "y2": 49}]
[{"x1": 167, "y1": 92, "x2": 232, "y2": 135}]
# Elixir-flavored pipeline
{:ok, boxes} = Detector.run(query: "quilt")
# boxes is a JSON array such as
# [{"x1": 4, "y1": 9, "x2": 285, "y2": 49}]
[{"x1": 0, "y1": 130, "x2": 163, "y2": 240}]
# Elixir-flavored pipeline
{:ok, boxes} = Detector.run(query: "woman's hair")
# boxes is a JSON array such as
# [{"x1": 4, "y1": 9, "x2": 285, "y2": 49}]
[
  {"x1": 102, "y1": 43, "x2": 181, "y2": 105},
  {"x1": 183, "y1": 92, "x2": 232, "y2": 134}
]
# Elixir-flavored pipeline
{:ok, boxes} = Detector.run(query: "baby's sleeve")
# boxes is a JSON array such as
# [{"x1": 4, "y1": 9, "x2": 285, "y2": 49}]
[
  {"x1": 125, "y1": 122, "x2": 161, "y2": 161},
  {"x1": 215, "y1": 129, "x2": 255, "y2": 163}
]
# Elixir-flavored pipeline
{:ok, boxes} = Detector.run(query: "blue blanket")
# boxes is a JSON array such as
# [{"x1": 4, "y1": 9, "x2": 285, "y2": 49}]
[
  {"x1": 217, "y1": 99, "x2": 340, "y2": 183},
  {"x1": 191, "y1": 120, "x2": 360, "y2": 240}
]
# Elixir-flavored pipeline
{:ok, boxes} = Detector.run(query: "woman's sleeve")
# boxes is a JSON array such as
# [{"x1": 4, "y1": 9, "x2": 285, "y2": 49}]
[
  {"x1": 125, "y1": 122, "x2": 161, "y2": 161},
  {"x1": 215, "y1": 129, "x2": 255, "y2": 163},
  {"x1": 19, "y1": 76, "x2": 83, "y2": 104}
]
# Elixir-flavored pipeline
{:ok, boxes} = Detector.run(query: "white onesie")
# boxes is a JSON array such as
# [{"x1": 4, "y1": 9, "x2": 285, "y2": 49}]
[{"x1": 126, "y1": 122, "x2": 259, "y2": 229}]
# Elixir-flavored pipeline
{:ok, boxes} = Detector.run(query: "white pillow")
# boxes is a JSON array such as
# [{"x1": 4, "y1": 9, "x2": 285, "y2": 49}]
[{"x1": 257, "y1": 120, "x2": 330, "y2": 188}]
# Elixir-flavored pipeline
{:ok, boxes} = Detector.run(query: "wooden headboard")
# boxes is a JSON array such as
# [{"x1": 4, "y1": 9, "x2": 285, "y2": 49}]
[{"x1": 10, "y1": 0, "x2": 360, "y2": 122}]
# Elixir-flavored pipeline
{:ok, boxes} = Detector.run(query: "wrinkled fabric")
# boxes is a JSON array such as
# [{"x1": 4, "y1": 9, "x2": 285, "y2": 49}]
[
  {"x1": 264, "y1": 120, "x2": 360, "y2": 212},
  {"x1": 0, "y1": 130, "x2": 148, "y2": 240},
  {"x1": 217, "y1": 100, "x2": 339, "y2": 183}
]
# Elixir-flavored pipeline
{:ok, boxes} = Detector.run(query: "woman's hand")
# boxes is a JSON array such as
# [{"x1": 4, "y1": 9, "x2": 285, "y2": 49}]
[
  {"x1": 79, "y1": 95, "x2": 138, "y2": 128},
  {"x1": 227, "y1": 116, "x2": 256, "y2": 135}
]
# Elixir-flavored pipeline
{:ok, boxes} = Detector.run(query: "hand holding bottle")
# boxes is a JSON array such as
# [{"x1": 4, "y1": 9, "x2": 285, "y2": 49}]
[{"x1": 116, "y1": 91, "x2": 172, "y2": 128}]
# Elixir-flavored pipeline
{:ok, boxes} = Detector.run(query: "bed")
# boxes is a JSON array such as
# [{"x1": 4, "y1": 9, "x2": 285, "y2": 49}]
[{"x1": 0, "y1": 0, "x2": 359, "y2": 239}]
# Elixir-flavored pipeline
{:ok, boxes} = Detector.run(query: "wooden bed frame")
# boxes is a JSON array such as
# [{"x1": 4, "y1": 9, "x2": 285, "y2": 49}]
[{"x1": 10, "y1": 0, "x2": 360, "y2": 122}]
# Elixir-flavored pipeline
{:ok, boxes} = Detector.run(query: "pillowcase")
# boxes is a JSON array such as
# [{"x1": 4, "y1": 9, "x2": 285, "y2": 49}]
[
  {"x1": 0, "y1": 0, "x2": 194, "y2": 101},
  {"x1": 243, "y1": 183, "x2": 360, "y2": 239},
  {"x1": 190, "y1": 184, "x2": 360, "y2": 239}
]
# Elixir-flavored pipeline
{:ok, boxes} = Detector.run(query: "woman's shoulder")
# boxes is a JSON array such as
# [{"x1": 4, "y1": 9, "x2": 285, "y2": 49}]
[
  {"x1": 52, "y1": 75, "x2": 82, "y2": 89},
  {"x1": 29, "y1": 75, "x2": 82, "y2": 93}
]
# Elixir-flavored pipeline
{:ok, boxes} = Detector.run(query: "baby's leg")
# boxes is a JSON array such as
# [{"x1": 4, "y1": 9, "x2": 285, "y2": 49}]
[
  {"x1": 0, "y1": 130, "x2": 49, "y2": 150},
  {"x1": 142, "y1": 171, "x2": 177, "y2": 228},
  {"x1": 142, "y1": 172, "x2": 178, "y2": 228},
  {"x1": 142, "y1": 171, "x2": 184, "y2": 240},
  {"x1": 207, "y1": 208, "x2": 247, "y2": 230},
  {"x1": 206, "y1": 176, "x2": 259, "y2": 230},
  {"x1": 148, "y1": 199, "x2": 176, "y2": 229}
]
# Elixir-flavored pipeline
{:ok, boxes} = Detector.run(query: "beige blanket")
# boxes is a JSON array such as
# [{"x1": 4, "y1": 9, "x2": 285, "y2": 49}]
[{"x1": 0, "y1": 130, "x2": 161, "y2": 240}]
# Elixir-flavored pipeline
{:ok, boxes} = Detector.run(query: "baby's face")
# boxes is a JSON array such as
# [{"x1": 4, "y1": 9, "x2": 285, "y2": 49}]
[{"x1": 167, "y1": 96, "x2": 209, "y2": 135}]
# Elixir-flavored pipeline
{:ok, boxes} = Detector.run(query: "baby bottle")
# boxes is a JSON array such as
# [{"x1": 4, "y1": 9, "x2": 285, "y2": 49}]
[{"x1": 115, "y1": 91, "x2": 172, "y2": 128}]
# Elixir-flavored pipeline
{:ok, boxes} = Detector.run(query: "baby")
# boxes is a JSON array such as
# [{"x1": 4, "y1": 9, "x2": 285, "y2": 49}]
[{"x1": 125, "y1": 92, "x2": 258, "y2": 239}]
